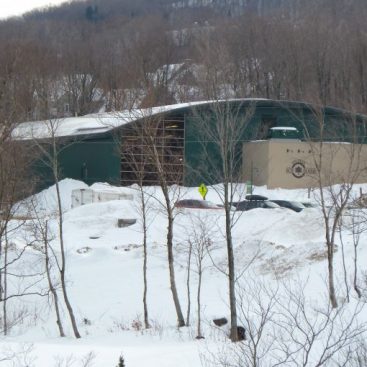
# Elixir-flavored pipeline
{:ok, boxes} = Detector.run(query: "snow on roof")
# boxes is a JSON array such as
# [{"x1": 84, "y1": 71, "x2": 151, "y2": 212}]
[
  {"x1": 12, "y1": 99, "x2": 267, "y2": 140},
  {"x1": 270, "y1": 126, "x2": 298, "y2": 131}
]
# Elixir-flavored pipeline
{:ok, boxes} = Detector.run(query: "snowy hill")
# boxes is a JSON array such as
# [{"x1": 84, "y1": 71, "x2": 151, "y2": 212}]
[{"x1": 1, "y1": 179, "x2": 366, "y2": 366}]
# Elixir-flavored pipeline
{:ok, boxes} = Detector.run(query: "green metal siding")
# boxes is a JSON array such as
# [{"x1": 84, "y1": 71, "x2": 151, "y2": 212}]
[
  {"x1": 34, "y1": 136, "x2": 120, "y2": 190},
  {"x1": 29, "y1": 99, "x2": 367, "y2": 190},
  {"x1": 183, "y1": 100, "x2": 367, "y2": 186},
  {"x1": 58, "y1": 138, "x2": 120, "y2": 185}
]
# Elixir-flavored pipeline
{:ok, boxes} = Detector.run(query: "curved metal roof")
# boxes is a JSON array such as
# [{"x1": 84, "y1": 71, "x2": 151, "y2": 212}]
[{"x1": 12, "y1": 98, "x2": 364, "y2": 140}]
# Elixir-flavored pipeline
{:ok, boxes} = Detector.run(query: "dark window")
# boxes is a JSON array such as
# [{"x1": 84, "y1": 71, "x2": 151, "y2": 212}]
[
  {"x1": 257, "y1": 115, "x2": 277, "y2": 140},
  {"x1": 120, "y1": 115, "x2": 185, "y2": 186}
]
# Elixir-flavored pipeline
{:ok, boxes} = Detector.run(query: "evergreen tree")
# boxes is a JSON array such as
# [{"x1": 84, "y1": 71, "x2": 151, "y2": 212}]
[
  {"x1": 116, "y1": 355, "x2": 125, "y2": 367},
  {"x1": 85, "y1": 5, "x2": 99, "y2": 22}
]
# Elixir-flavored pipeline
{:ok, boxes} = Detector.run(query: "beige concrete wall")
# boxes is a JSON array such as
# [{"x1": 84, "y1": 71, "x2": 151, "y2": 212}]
[
  {"x1": 243, "y1": 140, "x2": 367, "y2": 189},
  {"x1": 243, "y1": 141, "x2": 269, "y2": 186}
]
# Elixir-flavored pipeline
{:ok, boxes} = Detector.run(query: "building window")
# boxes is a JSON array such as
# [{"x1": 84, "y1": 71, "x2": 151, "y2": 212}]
[
  {"x1": 120, "y1": 115, "x2": 185, "y2": 186},
  {"x1": 257, "y1": 115, "x2": 276, "y2": 140}
]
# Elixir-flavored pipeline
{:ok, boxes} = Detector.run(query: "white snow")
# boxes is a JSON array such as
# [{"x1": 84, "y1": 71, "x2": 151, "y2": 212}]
[
  {"x1": 12, "y1": 99, "x2": 268, "y2": 140},
  {"x1": 270, "y1": 126, "x2": 298, "y2": 131},
  {"x1": 1, "y1": 179, "x2": 367, "y2": 366}
]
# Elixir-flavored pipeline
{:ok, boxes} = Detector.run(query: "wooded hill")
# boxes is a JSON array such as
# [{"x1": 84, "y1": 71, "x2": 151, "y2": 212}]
[{"x1": 1, "y1": 0, "x2": 367, "y2": 124}]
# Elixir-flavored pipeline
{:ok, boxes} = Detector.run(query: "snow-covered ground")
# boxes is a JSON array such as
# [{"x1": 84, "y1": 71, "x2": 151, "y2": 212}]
[{"x1": 1, "y1": 179, "x2": 367, "y2": 366}]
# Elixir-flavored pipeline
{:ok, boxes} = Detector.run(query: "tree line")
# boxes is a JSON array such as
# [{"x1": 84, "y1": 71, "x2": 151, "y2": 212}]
[{"x1": 1, "y1": 0, "x2": 367, "y2": 124}]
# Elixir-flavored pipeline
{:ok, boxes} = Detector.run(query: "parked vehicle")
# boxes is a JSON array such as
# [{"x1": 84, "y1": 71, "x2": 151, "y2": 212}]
[
  {"x1": 301, "y1": 202, "x2": 318, "y2": 208},
  {"x1": 231, "y1": 200, "x2": 281, "y2": 211},
  {"x1": 174, "y1": 199, "x2": 223, "y2": 210},
  {"x1": 245, "y1": 194, "x2": 268, "y2": 201},
  {"x1": 270, "y1": 200, "x2": 305, "y2": 212}
]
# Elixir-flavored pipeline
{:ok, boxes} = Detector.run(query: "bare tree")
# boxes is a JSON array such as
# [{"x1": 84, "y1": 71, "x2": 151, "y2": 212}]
[
  {"x1": 185, "y1": 212, "x2": 214, "y2": 339},
  {"x1": 206, "y1": 278, "x2": 366, "y2": 367},
  {"x1": 350, "y1": 212, "x2": 364, "y2": 299},
  {"x1": 134, "y1": 182, "x2": 154, "y2": 330},
  {"x1": 191, "y1": 100, "x2": 254, "y2": 341},
  {"x1": 119, "y1": 129, "x2": 157, "y2": 329},
  {"x1": 0, "y1": 343, "x2": 35, "y2": 366},
  {"x1": 29, "y1": 206, "x2": 66, "y2": 337},
  {"x1": 340, "y1": 204, "x2": 366, "y2": 300},
  {"x1": 337, "y1": 217, "x2": 351, "y2": 303},
  {"x1": 186, "y1": 242, "x2": 192, "y2": 326},
  {"x1": 29, "y1": 119, "x2": 81, "y2": 338},
  {"x1": 212, "y1": 278, "x2": 279, "y2": 367},
  {"x1": 289, "y1": 103, "x2": 367, "y2": 308},
  {"x1": 120, "y1": 110, "x2": 186, "y2": 327},
  {"x1": 0, "y1": 136, "x2": 39, "y2": 335},
  {"x1": 274, "y1": 281, "x2": 366, "y2": 366}
]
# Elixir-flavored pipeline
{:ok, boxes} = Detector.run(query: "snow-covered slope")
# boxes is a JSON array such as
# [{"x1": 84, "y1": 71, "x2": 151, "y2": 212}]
[{"x1": 1, "y1": 180, "x2": 367, "y2": 366}]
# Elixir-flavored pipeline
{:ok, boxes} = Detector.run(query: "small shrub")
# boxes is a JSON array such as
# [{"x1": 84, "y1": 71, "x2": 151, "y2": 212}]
[
  {"x1": 131, "y1": 318, "x2": 143, "y2": 332},
  {"x1": 116, "y1": 355, "x2": 125, "y2": 367},
  {"x1": 83, "y1": 318, "x2": 91, "y2": 326}
]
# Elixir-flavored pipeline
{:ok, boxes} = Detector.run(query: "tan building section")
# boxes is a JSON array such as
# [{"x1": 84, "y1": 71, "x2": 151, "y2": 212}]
[{"x1": 243, "y1": 140, "x2": 367, "y2": 189}]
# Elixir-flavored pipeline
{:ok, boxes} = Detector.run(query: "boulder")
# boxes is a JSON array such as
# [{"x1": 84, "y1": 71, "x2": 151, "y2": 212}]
[
  {"x1": 213, "y1": 317, "x2": 228, "y2": 327},
  {"x1": 117, "y1": 218, "x2": 137, "y2": 228}
]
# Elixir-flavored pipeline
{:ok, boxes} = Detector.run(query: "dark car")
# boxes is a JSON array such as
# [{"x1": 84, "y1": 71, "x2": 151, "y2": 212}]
[
  {"x1": 245, "y1": 194, "x2": 268, "y2": 201},
  {"x1": 301, "y1": 202, "x2": 318, "y2": 208},
  {"x1": 270, "y1": 200, "x2": 305, "y2": 212},
  {"x1": 174, "y1": 199, "x2": 223, "y2": 210},
  {"x1": 231, "y1": 200, "x2": 280, "y2": 211}
]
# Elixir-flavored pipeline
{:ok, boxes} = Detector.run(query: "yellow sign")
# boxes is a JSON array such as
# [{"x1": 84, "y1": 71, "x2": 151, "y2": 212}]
[{"x1": 198, "y1": 183, "x2": 208, "y2": 200}]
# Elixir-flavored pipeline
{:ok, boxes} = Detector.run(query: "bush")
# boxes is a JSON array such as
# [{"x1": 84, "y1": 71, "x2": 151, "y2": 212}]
[{"x1": 116, "y1": 355, "x2": 125, "y2": 367}]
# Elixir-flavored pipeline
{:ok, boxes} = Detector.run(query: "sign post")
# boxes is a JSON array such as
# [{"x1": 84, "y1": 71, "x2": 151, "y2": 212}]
[
  {"x1": 246, "y1": 180, "x2": 253, "y2": 195},
  {"x1": 198, "y1": 183, "x2": 208, "y2": 200}
]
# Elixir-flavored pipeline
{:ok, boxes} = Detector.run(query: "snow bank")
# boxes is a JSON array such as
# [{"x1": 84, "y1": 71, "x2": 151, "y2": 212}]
[
  {"x1": 22, "y1": 178, "x2": 89, "y2": 216},
  {"x1": 4, "y1": 179, "x2": 367, "y2": 367}
]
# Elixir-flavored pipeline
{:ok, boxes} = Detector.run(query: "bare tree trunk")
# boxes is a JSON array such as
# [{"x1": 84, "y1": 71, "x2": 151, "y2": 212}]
[
  {"x1": 165, "y1": 201, "x2": 185, "y2": 327},
  {"x1": 154, "y1": 141, "x2": 184, "y2": 327},
  {"x1": 196, "y1": 263, "x2": 203, "y2": 339},
  {"x1": 0, "y1": 232, "x2": 3, "y2": 325},
  {"x1": 190, "y1": 101, "x2": 249, "y2": 342},
  {"x1": 314, "y1": 138, "x2": 338, "y2": 309},
  {"x1": 353, "y1": 246, "x2": 362, "y2": 298},
  {"x1": 186, "y1": 241, "x2": 192, "y2": 326},
  {"x1": 54, "y1": 161, "x2": 81, "y2": 338},
  {"x1": 352, "y1": 217, "x2": 362, "y2": 299},
  {"x1": 140, "y1": 187, "x2": 150, "y2": 329},
  {"x1": 224, "y1": 185, "x2": 238, "y2": 341},
  {"x1": 221, "y1": 117, "x2": 239, "y2": 341},
  {"x1": 338, "y1": 224, "x2": 350, "y2": 303},
  {"x1": 326, "y1": 237, "x2": 338, "y2": 309},
  {"x1": 44, "y1": 220, "x2": 65, "y2": 337},
  {"x1": 3, "y1": 230, "x2": 8, "y2": 336}
]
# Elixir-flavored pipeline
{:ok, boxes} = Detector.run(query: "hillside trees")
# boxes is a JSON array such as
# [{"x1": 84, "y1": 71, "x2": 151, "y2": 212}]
[
  {"x1": 2, "y1": 0, "x2": 367, "y2": 120},
  {"x1": 122, "y1": 16, "x2": 178, "y2": 108},
  {"x1": 58, "y1": 23, "x2": 103, "y2": 117}
]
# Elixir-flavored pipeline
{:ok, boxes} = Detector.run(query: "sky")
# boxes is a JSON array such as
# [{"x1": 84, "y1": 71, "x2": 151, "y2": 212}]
[{"x1": 0, "y1": 0, "x2": 68, "y2": 19}]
